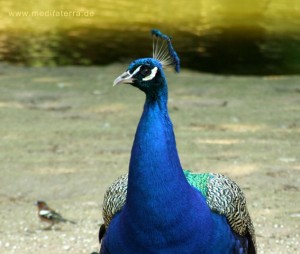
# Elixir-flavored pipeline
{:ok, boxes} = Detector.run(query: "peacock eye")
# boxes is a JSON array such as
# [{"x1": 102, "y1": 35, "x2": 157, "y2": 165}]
[{"x1": 139, "y1": 65, "x2": 151, "y2": 76}]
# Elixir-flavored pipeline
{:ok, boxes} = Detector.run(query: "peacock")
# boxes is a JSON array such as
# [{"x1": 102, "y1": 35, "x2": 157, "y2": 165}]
[{"x1": 99, "y1": 29, "x2": 256, "y2": 254}]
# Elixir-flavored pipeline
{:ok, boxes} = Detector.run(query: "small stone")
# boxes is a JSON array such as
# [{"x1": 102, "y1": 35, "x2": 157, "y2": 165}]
[
  {"x1": 69, "y1": 237, "x2": 76, "y2": 242},
  {"x1": 63, "y1": 245, "x2": 71, "y2": 251}
]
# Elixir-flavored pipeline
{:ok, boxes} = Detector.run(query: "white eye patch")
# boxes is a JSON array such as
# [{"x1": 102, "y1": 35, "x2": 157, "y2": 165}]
[
  {"x1": 142, "y1": 67, "x2": 158, "y2": 81},
  {"x1": 131, "y1": 65, "x2": 142, "y2": 76}
]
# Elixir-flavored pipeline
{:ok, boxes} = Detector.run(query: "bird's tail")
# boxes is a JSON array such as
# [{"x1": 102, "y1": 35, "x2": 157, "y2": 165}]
[
  {"x1": 65, "y1": 219, "x2": 76, "y2": 224},
  {"x1": 59, "y1": 217, "x2": 76, "y2": 224}
]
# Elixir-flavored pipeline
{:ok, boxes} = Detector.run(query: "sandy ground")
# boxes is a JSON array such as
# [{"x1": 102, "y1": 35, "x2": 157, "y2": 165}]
[{"x1": 0, "y1": 63, "x2": 299, "y2": 253}]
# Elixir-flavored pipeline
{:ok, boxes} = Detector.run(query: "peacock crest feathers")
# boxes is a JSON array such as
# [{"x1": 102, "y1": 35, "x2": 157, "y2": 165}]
[{"x1": 151, "y1": 29, "x2": 180, "y2": 73}]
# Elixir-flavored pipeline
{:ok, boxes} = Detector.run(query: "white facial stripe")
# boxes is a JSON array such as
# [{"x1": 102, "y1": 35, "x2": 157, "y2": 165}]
[
  {"x1": 142, "y1": 67, "x2": 158, "y2": 81},
  {"x1": 130, "y1": 65, "x2": 142, "y2": 77}
]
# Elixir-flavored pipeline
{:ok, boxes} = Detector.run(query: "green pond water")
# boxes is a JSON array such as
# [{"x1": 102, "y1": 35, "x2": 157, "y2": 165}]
[{"x1": 1, "y1": 0, "x2": 300, "y2": 74}]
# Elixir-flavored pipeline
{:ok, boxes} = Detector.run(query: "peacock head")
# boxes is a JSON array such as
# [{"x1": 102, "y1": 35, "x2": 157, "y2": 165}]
[{"x1": 113, "y1": 29, "x2": 180, "y2": 95}]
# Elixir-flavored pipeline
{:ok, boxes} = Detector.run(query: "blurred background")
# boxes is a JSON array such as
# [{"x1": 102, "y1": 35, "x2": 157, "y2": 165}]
[{"x1": 1, "y1": 0, "x2": 300, "y2": 74}]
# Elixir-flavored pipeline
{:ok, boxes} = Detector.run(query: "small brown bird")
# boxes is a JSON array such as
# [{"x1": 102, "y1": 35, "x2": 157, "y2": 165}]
[{"x1": 35, "y1": 200, "x2": 75, "y2": 228}]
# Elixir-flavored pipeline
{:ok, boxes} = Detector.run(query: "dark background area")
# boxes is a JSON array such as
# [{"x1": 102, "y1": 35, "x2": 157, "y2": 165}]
[{"x1": 1, "y1": 1, "x2": 300, "y2": 74}]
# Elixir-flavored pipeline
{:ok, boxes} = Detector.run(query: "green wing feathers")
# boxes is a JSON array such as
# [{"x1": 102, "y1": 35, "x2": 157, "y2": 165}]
[{"x1": 183, "y1": 170, "x2": 210, "y2": 197}]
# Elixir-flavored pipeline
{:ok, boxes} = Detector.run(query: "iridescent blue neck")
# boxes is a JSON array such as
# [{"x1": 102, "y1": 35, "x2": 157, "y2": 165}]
[
  {"x1": 128, "y1": 96, "x2": 182, "y2": 175},
  {"x1": 127, "y1": 77, "x2": 184, "y2": 202}
]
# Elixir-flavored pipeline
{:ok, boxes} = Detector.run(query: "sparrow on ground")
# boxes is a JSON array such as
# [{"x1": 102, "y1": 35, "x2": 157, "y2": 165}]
[{"x1": 35, "y1": 200, "x2": 76, "y2": 228}]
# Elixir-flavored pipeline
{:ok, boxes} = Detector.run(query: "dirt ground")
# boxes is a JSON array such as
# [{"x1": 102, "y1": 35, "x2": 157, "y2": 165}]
[{"x1": 0, "y1": 63, "x2": 299, "y2": 253}]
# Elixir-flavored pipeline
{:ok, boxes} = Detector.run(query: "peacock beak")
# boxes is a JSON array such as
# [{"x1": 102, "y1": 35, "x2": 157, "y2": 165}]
[{"x1": 113, "y1": 71, "x2": 134, "y2": 86}]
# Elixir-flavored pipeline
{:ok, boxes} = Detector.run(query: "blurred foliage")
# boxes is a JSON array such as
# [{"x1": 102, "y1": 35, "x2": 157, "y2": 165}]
[{"x1": 0, "y1": 0, "x2": 300, "y2": 74}]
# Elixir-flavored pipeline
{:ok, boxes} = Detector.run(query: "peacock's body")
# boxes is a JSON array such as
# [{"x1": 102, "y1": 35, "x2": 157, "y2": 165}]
[{"x1": 99, "y1": 30, "x2": 256, "y2": 254}]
